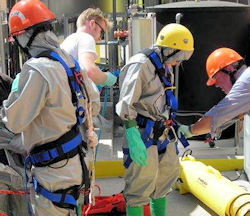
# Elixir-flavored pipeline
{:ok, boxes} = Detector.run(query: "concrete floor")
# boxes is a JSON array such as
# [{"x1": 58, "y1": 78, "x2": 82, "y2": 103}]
[
  {"x1": 95, "y1": 172, "x2": 250, "y2": 216},
  {"x1": 91, "y1": 108, "x2": 250, "y2": 216}
]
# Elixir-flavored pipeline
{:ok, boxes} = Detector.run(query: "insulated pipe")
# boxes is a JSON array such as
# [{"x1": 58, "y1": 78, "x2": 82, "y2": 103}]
[
  {"x1": 178, "y1": 155, "x2": 250, "y2": 216},
  {"x1": 175, "y1": 13, "x2": 183, "y2": 24}
]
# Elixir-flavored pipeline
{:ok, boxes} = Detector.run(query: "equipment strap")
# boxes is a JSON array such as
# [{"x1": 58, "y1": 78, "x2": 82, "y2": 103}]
[
  {"x1": 141, "y1": 48, "x2": 178, "y2": 119},
  {"x1": 29, "y1": 128, "x2": 82, "y2": 167},
  {"x1": 122, "y1": 114, "x2": 190, "y2": 168},
  {"x1": 32, "y1": 177, "x2": 78, "y2": 210},
  {"x1": 24, "y1": 51, "x2": 91, "y2": 211},
  {"x1": 36, "y1": 50, "x2": 85, "y2": 125}
]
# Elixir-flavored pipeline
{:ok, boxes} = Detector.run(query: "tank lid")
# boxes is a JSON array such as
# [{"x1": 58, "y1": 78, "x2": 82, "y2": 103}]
[{"x1": 147, "y1": 1, "x2": 250, "y2": 10}]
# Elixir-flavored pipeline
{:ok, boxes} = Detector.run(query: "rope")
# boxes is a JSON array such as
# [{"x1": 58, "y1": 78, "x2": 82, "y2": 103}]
[
  {"x1": 87, "y1": 102, "x2": 96, "y2": 206},
  {"x1": 81, "y1": 184, "x2": 102, "y2": 216},
  {"x1": 80, "y1": 80, "x2": 96, "y2": 207},
  {"x1": 0, "y1": 190, "x2": 29, "y2": 195},
  {"x1": 0, "y1": 213, "x2": 10, "y2": 216}
]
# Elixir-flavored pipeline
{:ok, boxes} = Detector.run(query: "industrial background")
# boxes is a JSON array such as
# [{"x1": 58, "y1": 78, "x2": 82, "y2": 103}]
[{"x1": 0, "y1": 0, "x2": 250, "y2": 216}]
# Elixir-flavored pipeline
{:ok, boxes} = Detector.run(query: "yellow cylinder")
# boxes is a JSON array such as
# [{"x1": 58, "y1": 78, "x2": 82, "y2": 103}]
[{"x1": 178, "y1": 156, "x2": 250, "y2": 216}]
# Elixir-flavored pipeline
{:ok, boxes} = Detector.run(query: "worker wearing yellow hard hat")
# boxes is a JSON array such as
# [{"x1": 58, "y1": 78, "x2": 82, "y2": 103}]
[{"x1": 116, "y1": 23, "x2": 194, "y2": 216}]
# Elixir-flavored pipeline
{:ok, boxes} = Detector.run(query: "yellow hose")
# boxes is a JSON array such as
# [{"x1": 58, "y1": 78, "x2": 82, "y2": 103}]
[
  {"x1": 178, "y1": 155, "x2": 250, "y2": 216},
  {"x1": 229, "y1": 194, "x2": 250, "y2": 216}
]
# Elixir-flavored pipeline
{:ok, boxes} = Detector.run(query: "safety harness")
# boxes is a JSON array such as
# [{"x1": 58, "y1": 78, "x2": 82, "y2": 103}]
[
  {"x1": 123, "y1": 49, "x2": 189, "y2": 168},
  {"x1": 24, "y1": 51, "x2": 90, "y2": 211}
]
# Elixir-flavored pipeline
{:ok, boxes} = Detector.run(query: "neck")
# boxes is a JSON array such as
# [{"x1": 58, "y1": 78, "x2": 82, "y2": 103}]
[{"x1": 77, "y1": 26, "x2": 92, "y2": 36}]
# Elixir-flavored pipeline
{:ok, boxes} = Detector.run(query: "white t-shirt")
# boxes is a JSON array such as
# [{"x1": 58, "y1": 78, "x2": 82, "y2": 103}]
[
  {"x1": 61, "y1": 31, "x2": 100, "y2": 117},
  {"x1": 61, "y1": 31, "x2": 97, "y2": 61}
]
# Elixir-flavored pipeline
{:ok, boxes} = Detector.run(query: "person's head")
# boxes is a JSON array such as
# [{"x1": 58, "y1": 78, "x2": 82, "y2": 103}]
[
  {"x1": 156, "y1": 23, "x2": 194, "y2": 66},
  {"x1": 8, "y1": 0, "x2": 55, "y2": 57},
  {"x1": 206, "y1": 48, "x2": 245, "y2": 94},
  {"x1": 76, "y1": 8, "x2": 112, "y2": 42}
]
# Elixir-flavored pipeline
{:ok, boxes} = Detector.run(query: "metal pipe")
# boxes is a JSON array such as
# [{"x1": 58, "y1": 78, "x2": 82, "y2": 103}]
[
  {"x1": 108, "y1": 0, "x2": 118, "y2": 70},
  {"x1": 0, "y1": 11, "x2": 6, "y2": 74},
  {"x1": 174, "y1": 13, "x2": 183, "y2": 103},
  {"x1": 175, "y1": 13, "x2": 183, "y2": 24}
]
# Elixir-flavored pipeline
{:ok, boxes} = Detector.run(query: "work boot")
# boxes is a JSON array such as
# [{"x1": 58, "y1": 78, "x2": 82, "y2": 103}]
[
  {"x1": 126, "y1": 205, "x2": 144, "y2": 216},
  {"x1": 150, "y1": 196, "x2": 167, "y2": 216}
]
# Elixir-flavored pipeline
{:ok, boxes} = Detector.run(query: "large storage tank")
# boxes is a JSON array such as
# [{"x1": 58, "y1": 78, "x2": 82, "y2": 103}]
[{"x1": 148, "y1": 1, "x2": 250, "y2": 137}]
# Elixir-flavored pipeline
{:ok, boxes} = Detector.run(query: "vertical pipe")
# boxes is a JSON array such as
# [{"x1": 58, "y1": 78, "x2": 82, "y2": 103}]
[
  {"x1": 0, "y1": 11, "x2": 6, "y2": 74},
  {"x1": 63, "y1": 15, "x2": 68, "y2": 39},
  {"x1": 234, "y1": 119, "x2": 242, "y2": 155},
  {"x1": 174, "y1": 13, "x2": 183, "y2": 103},
  {"x1": 109, "y1": 0, "x2": 118, "y2": 70}
]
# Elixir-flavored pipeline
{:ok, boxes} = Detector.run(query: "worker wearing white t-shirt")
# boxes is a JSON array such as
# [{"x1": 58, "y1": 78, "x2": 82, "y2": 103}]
[{"x1": 61, "y1": 8, "x2": 116, "y2": 87}]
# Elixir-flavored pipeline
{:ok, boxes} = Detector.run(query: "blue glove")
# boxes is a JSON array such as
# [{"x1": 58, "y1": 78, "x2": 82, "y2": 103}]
[
  {"x1": 100, "y1": 72, "x2": 117, "y2": 87},
  {"x1": 177, "y1": 125, "x2": 194, "y2": 138},
  {"x1": 111, "y1": 69, "x2": 121, "y2": 77},
  {"x1": 125, "y1": 126, "x2": 147, "y2": 167}
]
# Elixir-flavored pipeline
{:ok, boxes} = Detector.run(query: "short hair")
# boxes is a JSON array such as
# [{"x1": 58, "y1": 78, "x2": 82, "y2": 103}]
[{"x1": 76, "y1": 8, "x2": 112, "y2": 30}]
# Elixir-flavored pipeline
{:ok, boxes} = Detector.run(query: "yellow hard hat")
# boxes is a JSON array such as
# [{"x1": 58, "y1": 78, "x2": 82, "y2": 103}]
[{"x1": 156, "y1": 23, "x2": 194, "y2": 51}]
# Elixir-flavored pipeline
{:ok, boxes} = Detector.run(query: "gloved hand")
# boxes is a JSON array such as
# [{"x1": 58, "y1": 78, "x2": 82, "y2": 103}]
[
  {"x1": 100, "y1": 72, "x2": 117, "y2": 87},
  {"x1": 87, "y1": 129, "x2": 98, "y2": 148},
  {"x1": 126, "y1": 126, "x2": 147, "y2": 167},
  {"x1": 177, "y1": 125, "x2": 194, "y2": 138}
]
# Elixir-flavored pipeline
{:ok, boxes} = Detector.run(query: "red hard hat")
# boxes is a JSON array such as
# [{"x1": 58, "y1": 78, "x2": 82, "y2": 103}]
[
  {"x1": 206, "y1": 48, "x2": 243, "y2": 86},
  {"x1": 9, "y1": 0, "x2": 55, "y2": 36}
]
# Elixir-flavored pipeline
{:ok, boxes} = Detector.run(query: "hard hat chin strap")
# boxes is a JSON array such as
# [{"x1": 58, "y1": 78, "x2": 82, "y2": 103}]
[
  {"x1": 220, "y1": 68, "x2": 236, "y2": 85},
  {"x1": 161, "y1": 47, "x2": 181, "y2": 63},
  {"x1": 26, "y1": 22, "x2": 53, "y2": 49},
  {"x1": 220, "y1": 60, "x2": 245, "y2": 85}
]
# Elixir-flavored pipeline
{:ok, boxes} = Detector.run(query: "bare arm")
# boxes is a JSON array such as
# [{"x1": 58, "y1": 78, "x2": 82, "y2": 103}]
[
  {"x1": 190, "y1": 116, "x2": 211, "y2": 136},
  {"x1": 78, "y1": 52, "x2": 107, "y2": 84}
]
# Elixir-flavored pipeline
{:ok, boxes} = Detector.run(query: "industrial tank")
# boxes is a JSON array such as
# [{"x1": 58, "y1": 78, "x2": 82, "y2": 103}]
[{"x1": 147, "y1": 1, "x2": 250, "y2": 137}]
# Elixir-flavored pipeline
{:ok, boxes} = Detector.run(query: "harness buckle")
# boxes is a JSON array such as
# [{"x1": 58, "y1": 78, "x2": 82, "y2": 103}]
[
  {"x1": 169, "y1": 126, "x2": 178, "y2": 143},
  {"x1": 74, "y1": 71, "x2": 84, "y2": 86},
  {"x1": 31, "y1": 149, "x2": 47, "y2": 165},
  {"x1": 165, "y1": 119, "x2": 173, "y2": 128}
]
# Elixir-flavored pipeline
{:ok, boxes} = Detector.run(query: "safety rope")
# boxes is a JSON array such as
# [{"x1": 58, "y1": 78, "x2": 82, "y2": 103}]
[
  {"x1": 80, "y1": 69, "x2": 120, "y2": 215},
  {"x1": 0, "y1": 213, "x2": 10, "y2": 216},
  {"x1": 0, "y1": 190, "x2": 28, "y2": 195},
  {"x1": 80, "y1": 80, "x2": 96, "y2": 207},
  {"x1": 82, "y1": 87, "x2": 110, "y2": 215},
  {"x1": 80, "y1": 184, "x2": 102, "y2": 216}
]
